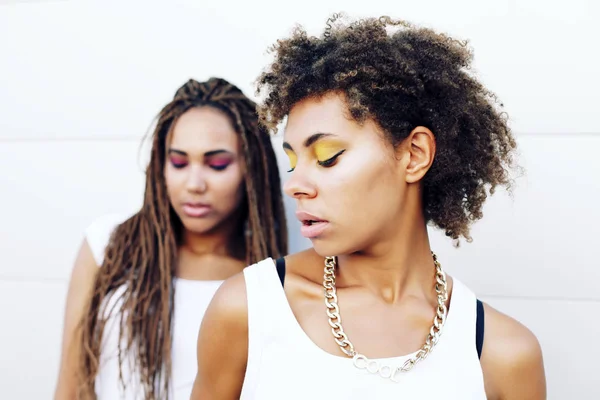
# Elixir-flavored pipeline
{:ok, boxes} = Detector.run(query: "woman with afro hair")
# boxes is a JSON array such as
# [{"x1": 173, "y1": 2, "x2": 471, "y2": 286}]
[{"x1": 192, "y1": 14, "x2": 546, "y2": 400}]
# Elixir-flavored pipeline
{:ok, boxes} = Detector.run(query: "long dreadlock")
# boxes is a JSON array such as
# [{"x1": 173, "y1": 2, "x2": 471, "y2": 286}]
[{"x1": 77, "y1": 77, "x2": 287, "y2": 399}]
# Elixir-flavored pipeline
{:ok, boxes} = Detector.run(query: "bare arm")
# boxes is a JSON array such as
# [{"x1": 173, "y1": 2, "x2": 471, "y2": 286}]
[
  {"x1": 190, "y1": 272, "x2": 249, "y2": 400},
  {"x1": 481, "y1": 303, "x2": 547, "y2": 400},
  {"x1": 54, "y1": 240, "x2": 98, "y2": 400}
]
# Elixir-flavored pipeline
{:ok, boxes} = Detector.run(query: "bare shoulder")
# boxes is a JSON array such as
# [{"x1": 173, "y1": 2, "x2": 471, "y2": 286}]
[
  {"x1": 204, "y1": 271, "x2": 248, "y2": 328},
  {"x1": 191, "y1": 271, "x2": 249, "y2": 399},
  {"x1": 482, "y1": 303, "x2": 543, "y2": 366},
  {"x1": 481, "y1": 302, "x2": 546, "y2": 400}
]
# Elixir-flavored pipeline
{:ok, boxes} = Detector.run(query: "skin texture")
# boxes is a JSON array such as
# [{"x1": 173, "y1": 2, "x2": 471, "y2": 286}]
[
  {"x1": 191, "y1": 94, "x2": 546, "y2": 399},
  {"x1": 165, "y1": 107, "x2": 245, "y2": 237},
  {"x1": 54, "y1": 78, "x2": 287, "y2": 399}
]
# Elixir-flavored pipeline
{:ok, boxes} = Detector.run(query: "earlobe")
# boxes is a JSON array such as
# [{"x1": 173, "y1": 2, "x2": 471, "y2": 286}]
[{"x1": 404, "y1": 126, "x2": 436, "y2": 184}]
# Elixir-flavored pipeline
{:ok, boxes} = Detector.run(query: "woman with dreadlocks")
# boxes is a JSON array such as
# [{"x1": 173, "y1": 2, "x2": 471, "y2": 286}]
[
  {"x1": 191, "y1": 15, "x2": 546, "y2": 400},
  {"x1": 54, "y1": 77, "x2": 287, "y2": 400}
]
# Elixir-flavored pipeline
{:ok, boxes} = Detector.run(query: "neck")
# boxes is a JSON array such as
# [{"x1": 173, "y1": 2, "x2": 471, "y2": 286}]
[
  {"x1": 182, "y1": 230, "x2": 229, "y2": 256},
  {"x1": 336, "y1": 187, "x2": 436, "y2": 303},
  {"x1": 180, "y1": 216, "x2": 244, "y2": 259}
]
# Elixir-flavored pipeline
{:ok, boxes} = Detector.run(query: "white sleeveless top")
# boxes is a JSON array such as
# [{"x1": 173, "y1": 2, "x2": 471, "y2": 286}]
[
  {"x1": 241, "y1": 258, "x2": 487, "y2": 400},
  {"x1": 85, "y1": 214, "x2": 223, "y2": 400}
]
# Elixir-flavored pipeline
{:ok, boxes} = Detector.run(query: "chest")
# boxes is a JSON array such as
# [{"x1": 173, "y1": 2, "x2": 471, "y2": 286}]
[{"x1": 287, "y1": 282, "x2": 439, "y2": 359}]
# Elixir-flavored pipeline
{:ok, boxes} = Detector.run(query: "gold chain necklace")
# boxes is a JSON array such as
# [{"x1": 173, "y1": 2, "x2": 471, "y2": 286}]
[{"x1": 323, "y1": 252, "x2": 448, "y2": 382}]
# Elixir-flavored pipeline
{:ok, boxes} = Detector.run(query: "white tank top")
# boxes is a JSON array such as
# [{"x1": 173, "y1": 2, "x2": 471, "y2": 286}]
[
  {"x1": 85, "y1": 214, "x2": 223, "y2": 400},
  {"x1": 240, "y1": 258, "x2": 487, "y2": 399}
]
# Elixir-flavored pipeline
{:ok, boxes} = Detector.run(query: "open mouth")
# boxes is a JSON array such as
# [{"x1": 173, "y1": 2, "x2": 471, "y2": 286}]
[
  {"x1": 296, "y1": 211, "x2": 329, "y2": 238},
  {"x1": 303, "y1": 219, "x2": 325, "y2": 226},
  {"x1": 299, "y1": 218, "x2": 329, "y2": 238}
]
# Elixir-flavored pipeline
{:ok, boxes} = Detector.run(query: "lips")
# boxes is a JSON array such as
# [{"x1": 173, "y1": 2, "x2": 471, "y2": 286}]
[
  {"x1": 296, "y1": 211, "x2": 329, "y2": 239},
  {"x1": 182, "y1": 202, "x2": 212, "y2": 218}
]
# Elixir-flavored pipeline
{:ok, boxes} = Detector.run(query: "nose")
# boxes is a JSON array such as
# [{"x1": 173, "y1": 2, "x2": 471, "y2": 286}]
[
  {"x1": 186, "y1": 164, "x2": 208, "y2": 193},
  {"x1": 283, "y1": 169, "x2": 317, "y2": 200}
]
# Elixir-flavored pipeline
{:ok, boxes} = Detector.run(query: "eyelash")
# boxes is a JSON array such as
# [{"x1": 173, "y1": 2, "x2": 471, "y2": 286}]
[
  {"x1": 288, "y1": 149, "x2": 346, "y2": 172},
  {"x1": 170, "y1": 161, "x2": 229, "y2": 171},
  {"x1": 318, "y1": 149, "x2": 345, "y2": 168}
]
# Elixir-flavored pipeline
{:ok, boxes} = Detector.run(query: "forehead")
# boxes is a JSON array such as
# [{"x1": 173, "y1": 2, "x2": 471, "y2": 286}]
[
  {"x1": 169, "y1": 107, "x2": 239, "y2": 152},
  {"x1": 284, "y1": 93, "x2": 370, "y2": 146}
]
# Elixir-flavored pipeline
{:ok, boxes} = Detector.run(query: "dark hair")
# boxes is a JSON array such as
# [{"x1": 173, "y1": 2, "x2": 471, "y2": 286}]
[
  {"x1": 256, "y1": 14, "x2": 517, "y2": 242},
  {"x1": 77, "y1": 77, "x2": 287, "y2": 399}
]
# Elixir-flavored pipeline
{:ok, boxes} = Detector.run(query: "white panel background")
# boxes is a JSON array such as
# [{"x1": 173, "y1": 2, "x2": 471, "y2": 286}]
[{"x1": 0, "y1": 0, "x2": 598, "y2": 398}]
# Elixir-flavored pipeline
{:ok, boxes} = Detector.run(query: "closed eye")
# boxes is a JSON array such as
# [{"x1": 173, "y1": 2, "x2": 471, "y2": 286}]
[
  {"x1": 170, "y1": 159, "x2": 187, "y2": 169},
  {"x1": 209, "y1": 164, "x2": 229, "y2": 171},
  {"x1": 317, "y1": 149, "x2": 345, "y2": 167}
]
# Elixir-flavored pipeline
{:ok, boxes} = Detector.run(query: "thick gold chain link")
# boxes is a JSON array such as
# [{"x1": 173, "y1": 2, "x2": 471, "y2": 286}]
[{"x1": 323, "y1": 252, "x2": 448, "y2": 382}]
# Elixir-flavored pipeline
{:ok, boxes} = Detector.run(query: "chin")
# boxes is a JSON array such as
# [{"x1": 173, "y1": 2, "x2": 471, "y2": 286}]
[
  {"x1": 180, "y1": 218, "x2": 219, "y2": 235},
  {"x1": 310, "y1": 238, "x2": 353, "y2": 258}
]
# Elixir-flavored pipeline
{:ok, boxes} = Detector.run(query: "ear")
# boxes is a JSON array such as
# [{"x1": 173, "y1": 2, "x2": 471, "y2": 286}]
[{"x1": 399, "y1": 126, "x2": 436, "y2": 184}]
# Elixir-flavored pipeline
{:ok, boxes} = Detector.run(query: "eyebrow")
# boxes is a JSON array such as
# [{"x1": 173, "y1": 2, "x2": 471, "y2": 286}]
[
  {"x1": 283, "y1": 132, "x2": 336, "y2": 151},
  {"x1": 168, "y1": 148, "x2": 233, "y2": 157}
]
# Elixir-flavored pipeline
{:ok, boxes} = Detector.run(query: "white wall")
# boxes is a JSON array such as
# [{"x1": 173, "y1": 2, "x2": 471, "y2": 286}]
[{"x1": 0, "y1": 0, "x2": 598, "y2": 398}]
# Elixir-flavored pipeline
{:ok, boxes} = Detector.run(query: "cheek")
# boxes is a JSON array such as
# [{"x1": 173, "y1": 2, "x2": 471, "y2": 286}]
[
  {"x1": 164, "y1": 166, "x2": 185, "y2": 198},
  {"x1": 330, "y1": 152, "x2": 395, "y2": 196},
  {"x1": 327, "y1": 153, "x2": 401, "y2": 219},
  {"x1": 210, "y1": 166, "x2": 245, "y2": 206}
]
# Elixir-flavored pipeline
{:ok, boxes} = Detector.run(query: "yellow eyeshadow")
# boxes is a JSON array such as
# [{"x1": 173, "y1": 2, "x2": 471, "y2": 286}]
[
  {"x1": 314, "y1": 141, "x2": 344, "y2": 161},
  {"x1": 284, "y1": 149, "x2": 297, "y2": 169}
]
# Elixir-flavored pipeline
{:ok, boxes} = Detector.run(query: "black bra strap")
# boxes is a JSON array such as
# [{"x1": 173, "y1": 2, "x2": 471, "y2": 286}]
[
  {"x1": 475, "y1": 299, "x2": 485, "y2": 359},
  {"x1": 275, "y1": 257, "x2": 286, "y2": 287}
]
